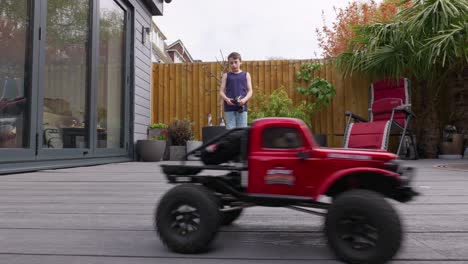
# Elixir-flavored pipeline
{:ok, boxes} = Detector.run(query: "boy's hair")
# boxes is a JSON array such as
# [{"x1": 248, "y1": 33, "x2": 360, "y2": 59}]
[{"x1": 228, "y1": 52, "x2": 242, "y2": 61}]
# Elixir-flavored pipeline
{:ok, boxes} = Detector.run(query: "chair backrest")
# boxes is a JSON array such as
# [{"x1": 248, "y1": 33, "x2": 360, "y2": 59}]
[{"x1": 370, "y1": 78, "x2": 410, "y2": 126}]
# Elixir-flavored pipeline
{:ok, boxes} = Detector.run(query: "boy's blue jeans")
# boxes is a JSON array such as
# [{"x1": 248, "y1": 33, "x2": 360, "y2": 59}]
[{"x1": 225, "y1": 111, "x2": 248, "y2": 129}]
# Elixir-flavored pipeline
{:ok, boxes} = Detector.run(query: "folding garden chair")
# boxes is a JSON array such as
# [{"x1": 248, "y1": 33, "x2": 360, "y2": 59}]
[{"x1": 343, "y1": 78, "x2": 418, "y2": 159}]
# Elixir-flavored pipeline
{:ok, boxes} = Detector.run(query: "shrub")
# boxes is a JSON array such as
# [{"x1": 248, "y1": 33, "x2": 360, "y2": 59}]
[
  {"x1": 150, "y1": 129, "x2": 168, "y2": 141},
  {"x1": 149, "y1": 123, "x2": 167, "y2": 129},
  {"x1": 249, "y1": 88, "x2": 311, "y2": 127},
  {"x1": 296, "y1": 62, "x2": 336, "y2": 112},
  {"x1": 167, "y1": 119, "x2": 193, "y2": 146}
]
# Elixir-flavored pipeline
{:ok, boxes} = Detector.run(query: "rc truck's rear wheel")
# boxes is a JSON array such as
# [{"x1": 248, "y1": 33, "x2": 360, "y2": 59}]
[
  {"x1": 221, "y1": 208, "x2": 243, "y2": 225},
  {"x1": 325, "y1": 189, "x2": 402, "y2": 264},
  {"x1": 155, "y1": 184, "x2": 221, "y2": 253}
]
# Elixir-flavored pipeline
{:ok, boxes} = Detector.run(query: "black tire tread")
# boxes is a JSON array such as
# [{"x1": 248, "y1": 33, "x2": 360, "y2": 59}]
[
  {"x1": 221, "y1": 208, "x2": 243, "y2": 225},
  {"x1": 155, "y1": 184, "x2": 221, "y2": 253},
  {"x1": 325, "y1": 189, "x2": 402, "y2": 264}
]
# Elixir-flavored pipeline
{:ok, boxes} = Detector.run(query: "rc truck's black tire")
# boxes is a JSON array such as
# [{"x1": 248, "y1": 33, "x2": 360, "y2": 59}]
[
  {"x1": 201, "y1": 130, "x2": 246, "y2": 165},
  {"x1": 155, "y1": 184, "x2": 221, "y2": 253},
  {"x1": 221, "y1": 208, "x2": 243, "y2": 225},
  {"x1": 325, "y1": 189, "x2": 402, "y2": 264}
]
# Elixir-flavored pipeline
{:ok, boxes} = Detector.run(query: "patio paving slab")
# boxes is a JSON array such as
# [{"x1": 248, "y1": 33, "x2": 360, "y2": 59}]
[{"x1": 0, "y1": 159, "x2": 466, "y2": 264}]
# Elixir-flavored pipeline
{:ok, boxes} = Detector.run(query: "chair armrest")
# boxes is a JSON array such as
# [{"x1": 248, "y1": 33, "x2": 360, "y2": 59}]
[
  {"x1": 345, "y1": 111, "x2": 368, "y2": 122},
  {"x1": 394, "y1": 104, "x2": 416, "y2": 118}
]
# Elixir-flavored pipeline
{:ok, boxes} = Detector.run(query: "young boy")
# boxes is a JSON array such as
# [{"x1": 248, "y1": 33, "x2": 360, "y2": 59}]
[{"x1": 219, "y1": 52, "x2": 253, "y2": 129}]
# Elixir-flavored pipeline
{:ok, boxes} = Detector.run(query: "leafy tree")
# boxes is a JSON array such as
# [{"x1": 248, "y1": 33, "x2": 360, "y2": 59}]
[
  {"x1": 334, "y1": 0, "x2": 468, "y2": 157},
  {"x1": 0, "y1": 0, "x2": 30, "y2": 80},
  {"x1": 317, "y1": 0, "x2": 413, "y2": 58}
]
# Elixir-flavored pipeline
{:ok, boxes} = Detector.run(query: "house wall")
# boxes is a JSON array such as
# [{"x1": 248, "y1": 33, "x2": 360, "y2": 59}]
[
  {"x1": 129, "y1": 0, "x2": 153, "y2": 143},
  {"x1": 170, "y1": 44, "x2": 192, "y2": 62},
  {"x1": 182, "y1": 53, "x2": 191, "y2": 63},
  {"x1": 172, "y1": 45, "x2": 184, "y2": 56}
]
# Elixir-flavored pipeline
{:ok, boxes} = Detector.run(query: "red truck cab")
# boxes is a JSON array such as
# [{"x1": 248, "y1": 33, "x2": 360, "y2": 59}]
[{"x1": 247, "y1": 118, "x2": 414, "y2": 201}]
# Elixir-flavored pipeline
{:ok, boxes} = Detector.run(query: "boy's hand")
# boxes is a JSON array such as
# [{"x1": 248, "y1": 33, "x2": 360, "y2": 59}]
[
  {"x1": 224, "y1": 97, "x2": 234, "y2": 106},
  {"x1": 239, "y1": 98, "x2": 246, "y2": 106}
]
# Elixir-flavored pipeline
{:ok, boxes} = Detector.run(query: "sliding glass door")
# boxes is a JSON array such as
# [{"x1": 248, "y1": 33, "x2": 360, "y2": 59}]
[
  {"x1": 0, "y1": 0, "x2": 130, "y2": 163},
  {"x1": 37, "y1": 0, "x2": 92, "y2": 159},
  {"x1": 0, "y1": 0, "x2": 38, "y2": 162},
  {"x1": 95, "y1": 0, "x2": 130, "y2": 155}
]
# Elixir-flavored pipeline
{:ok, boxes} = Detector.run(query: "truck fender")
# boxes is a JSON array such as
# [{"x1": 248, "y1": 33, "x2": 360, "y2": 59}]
[{"x1": 314, "y1": 167, "x2": 400, "y2": 199}]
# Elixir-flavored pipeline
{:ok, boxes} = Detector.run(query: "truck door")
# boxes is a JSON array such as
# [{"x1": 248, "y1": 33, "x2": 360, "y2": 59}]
[{"x1": 248, "y1": 125, "x2": 310, "y2": 196}]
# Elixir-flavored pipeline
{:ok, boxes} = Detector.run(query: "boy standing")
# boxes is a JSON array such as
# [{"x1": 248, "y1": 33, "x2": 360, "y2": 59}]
[{"x1": 219, "y1": 52, "x2": 253, "y2": 129}]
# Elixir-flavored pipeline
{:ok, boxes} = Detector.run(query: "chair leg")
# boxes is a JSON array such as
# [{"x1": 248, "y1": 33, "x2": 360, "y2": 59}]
[{"x1": 411, "y1": 134, "x2": 419, "y2": 160}]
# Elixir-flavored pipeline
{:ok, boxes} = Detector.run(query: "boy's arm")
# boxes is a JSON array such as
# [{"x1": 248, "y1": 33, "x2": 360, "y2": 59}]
[
  {"x1": 219, "y1": 73, "x2": 234, "y2": 105},
  {"x1": 241, "y1": 72, "x2": 253, "y2": 105}
]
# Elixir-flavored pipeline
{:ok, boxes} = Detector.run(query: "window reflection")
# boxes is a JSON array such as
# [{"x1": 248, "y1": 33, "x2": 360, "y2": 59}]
[
  {"x1": 98, "y1": 0, "x2": 125, "y2": 148},
  {"x1": 263, "y1": 127, "x2": 303, "y2": 149},
  {"x1": 43, "y1": 0, "x2": 89, "y2": 148},
  {"x1": 0, "y1": 0, "x2": 30, "y2": 148}
]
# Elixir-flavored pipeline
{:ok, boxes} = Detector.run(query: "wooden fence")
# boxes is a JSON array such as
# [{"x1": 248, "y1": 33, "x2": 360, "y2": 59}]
[{"x1": 151, "y1": 60, "x2": 370, "y2": 147}]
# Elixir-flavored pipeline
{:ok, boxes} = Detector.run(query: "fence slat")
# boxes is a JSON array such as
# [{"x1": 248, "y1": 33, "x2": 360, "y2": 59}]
[
  {"x1": 198, "y1": 64, "x2": 205, "y2": 136},
  {"x1": 210, "y1": 63, "x2": 217, "y2": 124},
  {"x1": 186, "y1": 64, "x2": 193, "y2": 123},
  {"x1": 181, "y1": 64, "x2": 187, "y2": 120},
  {"x1": 204, "y1": 64, "x2": 211, "y2": 128},
  {"x1": 192, "y1": 63, "x2": 200, "y2": 139},
  {"x1": 163, "y1": 65, "x2": 170, "y2": 124}
]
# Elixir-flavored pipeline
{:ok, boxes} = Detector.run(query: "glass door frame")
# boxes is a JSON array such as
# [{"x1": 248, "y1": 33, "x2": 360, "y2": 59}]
[
  {"x1": 0, "y1": 0, "x2": 40, "y2": 162},
  {"x1": 36, "y1": 0, "x2": 94, "y2": 160},
  {"x1": 35, "y1": 0, "x2": 131, "y2": 160},
  {"x1": 93, "y1": 0, "x2": 131, "y2": 157}
]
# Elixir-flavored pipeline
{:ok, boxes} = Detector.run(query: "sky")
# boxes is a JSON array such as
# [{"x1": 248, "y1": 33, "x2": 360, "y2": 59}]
[{"x1": 153, "y1": 0, "x2": 359, "y2": 62}]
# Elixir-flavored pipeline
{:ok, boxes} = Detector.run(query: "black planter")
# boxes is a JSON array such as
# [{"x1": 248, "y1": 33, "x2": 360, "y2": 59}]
[
  {"x1": 313, "y1": 134, "x2": 327, "y2": 147},
  {"x1": 202, "y1": 126, "x2": 227, "y2": 144}
]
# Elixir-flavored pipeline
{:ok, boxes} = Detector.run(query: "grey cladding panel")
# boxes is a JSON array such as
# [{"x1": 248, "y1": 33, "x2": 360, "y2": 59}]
[
  {"x1": 135, "y1": 66, "x2": 151, "y2": 84},
  {"x1": 135, "y1": 86, "x2": 151, "y2": 99},
  {"x1": 135, "y1": 103, "x2": 150, "y2": 116},
  {"x1": 134, "y1": 113, "x2": 150, "y2": 125},
  {"x1": 135, "y1": 94, "x2": 151, "y2": 108},
  {"x1": 132, "y1": 0, "x2": 153, "y2": 143},
  {"x1": 134, "y1": 123, "x2": 149, "y2": 134}
]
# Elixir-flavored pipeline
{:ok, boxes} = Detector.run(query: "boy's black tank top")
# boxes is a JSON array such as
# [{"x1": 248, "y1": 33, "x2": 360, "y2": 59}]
[{"x1": 224, "y1": 71, "x2": 248, "y2": 112}]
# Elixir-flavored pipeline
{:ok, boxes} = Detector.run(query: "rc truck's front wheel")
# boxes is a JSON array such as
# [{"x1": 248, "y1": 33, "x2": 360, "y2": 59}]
[
  {"x1": 155, "y1": 184, "x2": 221, "y2": 253},
  {"x1": 325, "y1": 189, "x2": 402, "y2": 264},
  {"x1": 221, "y1": 208, "x2": 243, "y2": 225}
]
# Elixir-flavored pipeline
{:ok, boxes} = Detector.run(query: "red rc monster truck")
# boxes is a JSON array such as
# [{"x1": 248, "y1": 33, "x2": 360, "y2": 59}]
[{"x1": 155, "y1": 118, "x2": 418, "y2": 264}]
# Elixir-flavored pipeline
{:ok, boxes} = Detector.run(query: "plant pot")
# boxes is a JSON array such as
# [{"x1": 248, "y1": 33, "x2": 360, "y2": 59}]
[
  {"x1": 136, "y1": 140, "x2": 166, "y2": 162},
  {"x1": 170, "y1": 145, "x2": 186, "y2": 161},
  {"x1": 202, "y1": 126, "x2": 227, "y2": 144},
  {"x1": 186, "y1": 140, "x2": 203, "y2": 160},
  {"x1": 440, "y1": 134, "x2": 464, "y2": 155},
  {"x1": 314, "y1": 134, "x2": 327, "y2": 147},
  {"x1": 148, "y1": 128, "x2": 163, "y2": 140}
]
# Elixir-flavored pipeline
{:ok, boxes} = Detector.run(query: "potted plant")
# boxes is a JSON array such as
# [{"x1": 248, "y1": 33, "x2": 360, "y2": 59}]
[
  {"x1": 148, "y1": 122, "x2": 167, "y2": 140},
  {"x1": 296, "y1": 62, "x2": 336, "y2": 146},
  {"x1": 186, "y1": 136, "x2": 203, "y2": 160},
  {"x1": 136, "y1": 129, "x2": 167, "y2": 162},
  {"x1": 167, "y1": 119, "x2": 193, "y2": 160}
]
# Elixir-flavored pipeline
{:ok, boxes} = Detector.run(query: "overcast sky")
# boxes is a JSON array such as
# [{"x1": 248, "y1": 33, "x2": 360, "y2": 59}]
[{"x1": 153, "y1": 0, "x2": 361, "y2": 62}]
